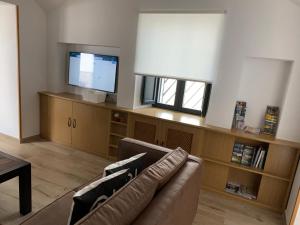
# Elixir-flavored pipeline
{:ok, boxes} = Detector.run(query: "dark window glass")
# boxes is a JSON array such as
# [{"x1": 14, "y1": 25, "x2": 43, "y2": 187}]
[{"x1": 141, "y1": 76, "x2": 212, "y2": 117}]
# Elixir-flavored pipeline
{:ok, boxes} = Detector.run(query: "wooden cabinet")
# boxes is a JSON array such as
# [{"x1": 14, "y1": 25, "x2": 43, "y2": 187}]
[
  {"x1": 161, "y1": 121, "x2": 202, "y2": 154},
  {"x1": 72, "y1": 103, "x2": 109, "y2": 157},
  {"x1": 48, "y1": 97, "x2": 72, "y2": 146},
  {"x1": 201, "y1": 162, "x2": 229, "y2": 192},
  {"x1": 40, "y1": 92, "x2": 300, "y2": 213},
  {"x1": 199, "y1": 132, "x2": 300, "y2": 212},
  {"x1": 128, "y1": 115, "x2": 160, "y2": 145},
  {"x1": 108, "y1": 110, "x2": 129, "y2": 160},
  {"x1": 201, "y1": 131, "x2": 234, "y2": 162},
  {"x1": 128, "y1": 114, "x2": 202, "y2": 153},
  {"x1": 40, "y1": 96, "x2": 109, "y2": 157},
  {"x1": 257, "y1": 176, "x2": 289, "y2": 210}
]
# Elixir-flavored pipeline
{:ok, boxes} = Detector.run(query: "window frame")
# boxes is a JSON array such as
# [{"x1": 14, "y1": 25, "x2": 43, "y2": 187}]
[{"x1": 141, "y1": 77, "x2": 212, "y2": 117}]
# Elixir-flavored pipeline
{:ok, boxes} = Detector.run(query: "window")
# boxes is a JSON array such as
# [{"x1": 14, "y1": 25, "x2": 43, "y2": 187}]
[
  {"x1": 134, "y1": 13, "x2": 224, "y2": 82},
  {"x1": 157, "y1": 78, "x2": 178, "y2": 106},
  {"x1": 141, "y1": 77, "x2": 212, "y2": 117},
  {"x1": 182, "y1": 81, "x2": 206, "y2": 111}
]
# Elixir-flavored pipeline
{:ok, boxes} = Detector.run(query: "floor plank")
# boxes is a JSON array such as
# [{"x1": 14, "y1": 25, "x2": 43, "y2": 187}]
[{"x1": 0, "y1": 134, "x2": 284, "y2": 225}]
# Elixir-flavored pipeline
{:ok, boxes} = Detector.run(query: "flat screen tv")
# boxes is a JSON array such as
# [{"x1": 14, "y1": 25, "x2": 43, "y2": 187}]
[{"x1": 68, "y1": 52, "x2": 118, "y2": 93}]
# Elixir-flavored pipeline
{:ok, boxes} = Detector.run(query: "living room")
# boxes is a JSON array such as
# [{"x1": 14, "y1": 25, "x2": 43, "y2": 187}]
[{"x1": 0, "y1": 0, "x2": 300, "y2": 225}]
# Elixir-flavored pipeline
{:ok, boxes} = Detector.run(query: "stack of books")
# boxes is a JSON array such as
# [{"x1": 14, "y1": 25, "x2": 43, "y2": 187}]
[
  {"x1": 261, "y1": 106, "x2": 280, "y2": 136},
  {"x1": 232, "y1": 101, "x2": 247, "y2": 129},
  {"x1": 252, "y1": 147, "x2": 267, "y2": 169},
  {"x1": 225, "y1": 182, "x2": 257, "y2": 200},
  {"x1": 231, "y1": 144, "x2": 267, "y2": 170}
]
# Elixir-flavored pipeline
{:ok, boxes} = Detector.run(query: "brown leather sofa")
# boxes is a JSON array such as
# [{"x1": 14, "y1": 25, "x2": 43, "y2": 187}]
[{"x1": 21, "y1": 138, "x2": 202, "y2": 225}]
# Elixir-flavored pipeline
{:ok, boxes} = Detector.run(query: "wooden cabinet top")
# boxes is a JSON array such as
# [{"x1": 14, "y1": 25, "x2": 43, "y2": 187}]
[{"x1": 39, "y1": 91, "x2": 300, "y2": 149}]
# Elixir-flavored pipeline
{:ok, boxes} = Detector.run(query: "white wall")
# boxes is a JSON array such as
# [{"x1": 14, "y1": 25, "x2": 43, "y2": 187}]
[
  {"x1": 47, "y1": 0, "x2": 139, "y2": 108},
  {"x1": 237, "y1": 57, "x2": 292, "y2": 129},
  {"x1": 139, "y1": 0, "x2": 300, "y2": 143},
  {"x1": 295, "y1": 210, "x2": 300, "y2": 225},
  {"x1": 2, "y1": 0, "x2": 48, "y2": 139},
  {"x1": 44, "y1": 1, "x2": 300, "y2": 220},
  {"x1": 287, "y1": 162, "x2": 300, "y2": 224},
  {"x1": 0, "y1": 2, "x2": 19, "y2": 139}
]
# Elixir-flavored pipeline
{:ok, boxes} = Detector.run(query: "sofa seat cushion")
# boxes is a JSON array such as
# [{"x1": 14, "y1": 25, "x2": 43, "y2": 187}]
[
  {"x1": 76, "y1": 170, "x2": 159, "y2": 225},
  {"x1": 145, "y1": 147, "x2": 188, "y2": 189},
  {"x1": 20, "y1": 191, "x2": 75, "y2": 225}
]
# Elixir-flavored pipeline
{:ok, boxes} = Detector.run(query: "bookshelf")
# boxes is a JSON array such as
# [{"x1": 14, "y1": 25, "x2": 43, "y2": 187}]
[
  {"x1": 108, "y1": 110, "x2": 128, "y2": 160},
  {"x1": 200, "y1": 130, "x2": 300, "y2": 212}
]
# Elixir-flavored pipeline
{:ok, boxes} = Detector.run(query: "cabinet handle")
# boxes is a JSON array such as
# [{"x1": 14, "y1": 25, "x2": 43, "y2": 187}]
[
  {"x1": 156, "y1": 140, "x2": 159, "y2": 145},
  {"x1": 68, "y1": 118, "x2": 72, "y2": 127},
  {"x1": 161, "y1": 141, "x2": 164, "y2": 146},
  {"x1": 73, "y1": 119, "x2": 77, "y2": 128}
]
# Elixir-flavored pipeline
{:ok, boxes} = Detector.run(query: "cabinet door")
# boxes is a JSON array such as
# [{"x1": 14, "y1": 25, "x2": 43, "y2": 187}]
[
  {"x1": 161, "y1": 121, "x2": 202, "y2": 154},
  {"x1": 72, "y1": 103, "x2": 110, "y2": 157},
  {"x1": 128, "y1": 115, "x2": 160, "y2": 144},
  {"x1": 48, "y1": 97, "x2": 72, "y2": 146}
]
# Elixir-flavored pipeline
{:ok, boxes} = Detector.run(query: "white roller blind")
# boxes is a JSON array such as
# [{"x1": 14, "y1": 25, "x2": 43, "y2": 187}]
[{"x1": 134, "y1": 13, "x2": 225, "y2": 82}]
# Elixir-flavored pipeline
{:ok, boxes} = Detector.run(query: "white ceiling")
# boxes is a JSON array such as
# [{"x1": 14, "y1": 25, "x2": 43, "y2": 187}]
[
  {"x1": 35, "y1": 0, "x2": 66, "y2": 12},
  {"x1": 291, "y1": 0, "x2": 300, "y2": 6}
]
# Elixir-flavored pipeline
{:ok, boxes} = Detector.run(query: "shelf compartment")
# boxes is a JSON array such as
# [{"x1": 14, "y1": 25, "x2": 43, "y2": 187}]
[
  {"x1": 231, "y1": 141, "x2": 269, "y2": 171},
  {"x1": 202, "y1": 157, "x2": 290, "y2": 182},
  {"x1": 111, "y1": 121, "x2": 127, "y2": 127},
  {"x1": 110, "y1": 133, "x2": 126, "y2": 138},
  {"x1": 111, "y1": 110, "x2": 128, "y2": 124},
  {"x1": 201, "y1": 185, "x2": 282, "y2": 212},
  {"x1": 110, "y1": 124, "x2": 127, "y2": 136},
  {"x1": 225, "y1": 168, "x2": 262, "y2": 201},
  {"x1": 109, "y1": 135, "x2": 123, "y2": 147},
  {"x1": 109, "y1": 144, "x2": 118, "y2": 149}
]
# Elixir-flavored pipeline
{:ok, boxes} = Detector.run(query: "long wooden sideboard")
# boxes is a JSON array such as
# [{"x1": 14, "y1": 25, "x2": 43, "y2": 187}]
[{"x1": 39, "y1": 91, "x2": 300, "y2": 213}]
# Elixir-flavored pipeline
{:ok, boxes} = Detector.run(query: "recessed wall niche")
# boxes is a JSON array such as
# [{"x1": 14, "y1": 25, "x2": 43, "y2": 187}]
[
  {"x1": 63, "y1": 43, "x2": 120, "y2": 103},
  {"x1": 236, "y1": 57, "x2": 293, "y2": 129}
]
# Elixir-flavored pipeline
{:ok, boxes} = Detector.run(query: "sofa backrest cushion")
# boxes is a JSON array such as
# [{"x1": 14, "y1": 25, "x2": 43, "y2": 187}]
[
  {"x1": 103, "y1": 153, "x2": 146, "y2": 178},
  {"x1": 76, "y1": 170, "x2": 159, "y2": 225},
  {"x1": 118, "y1": 138, "x2": 170, "y2": 167},
  {"x1": 132, "y1": 160, "x2": 202, "y2": 225},
  {"x1": 68, "y1": 169, "x2": 130, "y2": 225},
  {"x1": 145, "y1": 147, "x2": 188, "y2": 189}
]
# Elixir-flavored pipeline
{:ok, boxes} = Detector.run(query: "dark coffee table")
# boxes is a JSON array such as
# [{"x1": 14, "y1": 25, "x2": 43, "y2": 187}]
[{"x1": 0, "y1": 151, "x2": 31, "y2": 215}]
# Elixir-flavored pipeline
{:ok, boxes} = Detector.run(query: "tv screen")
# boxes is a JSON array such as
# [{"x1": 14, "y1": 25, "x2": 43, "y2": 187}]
[{"x1": 68, "y1": 52, "x2": 118, "y2": 93}]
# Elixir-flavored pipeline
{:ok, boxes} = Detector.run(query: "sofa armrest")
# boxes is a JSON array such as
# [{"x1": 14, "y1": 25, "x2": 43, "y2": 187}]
[{"x1": 118, "y1": 138, "x2": 171, "y2": 168}]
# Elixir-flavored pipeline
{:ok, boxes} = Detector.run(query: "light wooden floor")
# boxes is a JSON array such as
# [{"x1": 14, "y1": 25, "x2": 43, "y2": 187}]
[{"x1": 0, "y1": 134, "x2": 284, "y2": 225}]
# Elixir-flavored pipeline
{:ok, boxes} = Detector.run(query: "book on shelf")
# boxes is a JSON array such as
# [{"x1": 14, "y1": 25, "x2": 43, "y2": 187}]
[
  {"x1": 225, "y1": 181, "x2": 240, "y2": 194},
  {"x1": 252, "y1": 147, "x2": 261, "y2": 168},
  {"x1": 238, "y1": 185, "x2": 257, "y2": 200},
  {"x1": 261, "y1": 106, "x2": 280, "y2": 136},
  {"x1": 231, "y1": 143, "x2": 244, "y2": 164},
  {"x1": 257, "y1": 150, "x2": 266, "y2": 169},
  {"x1": 232, "y1": 101, "x2": 247, "y2": 130},
  {"x1": 225, "y1": 182, "x2": 257, "y2": 200},
  {"x1": 241, "y1": 145, "x2": 255, "y2": 167},
  {"x1": 231, "y1": 144, "x2": 267, "y2": 170}
]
